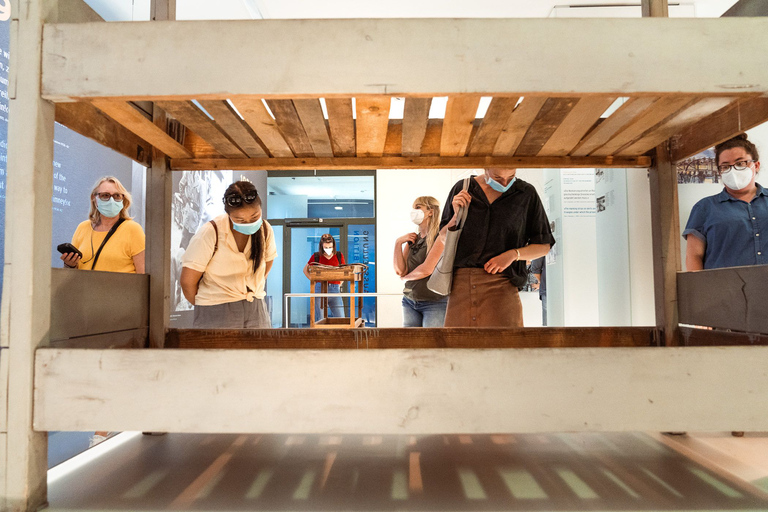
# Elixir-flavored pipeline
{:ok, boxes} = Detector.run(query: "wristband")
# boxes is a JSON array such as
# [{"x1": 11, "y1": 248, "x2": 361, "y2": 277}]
[{"x1": 514, "y1": 249, "x2": 521, "y2": 262}]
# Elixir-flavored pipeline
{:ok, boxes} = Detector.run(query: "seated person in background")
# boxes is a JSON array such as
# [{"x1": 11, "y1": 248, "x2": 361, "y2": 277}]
[
  {"x1": 60, "y1": 176, "x2": 145, "y2": 273},
  {"x1": 684, "y1": 133, "x2": 765, "y2": 271},
  {"x1": 303, "y1": 234, "x2": 346, "y2": 320}
]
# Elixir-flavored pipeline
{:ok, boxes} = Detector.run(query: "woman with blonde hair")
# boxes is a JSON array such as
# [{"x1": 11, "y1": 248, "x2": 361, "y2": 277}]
[
  {"x1": 60, "y1": 176, "x2": 145, "y2": 273},
  {"x1": 393, "y1": 195, "x2": 447, "y2": 327}
]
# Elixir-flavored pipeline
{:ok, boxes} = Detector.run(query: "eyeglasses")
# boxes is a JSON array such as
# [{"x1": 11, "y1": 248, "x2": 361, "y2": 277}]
[
  {"x1": 96, "y1": 192, "x2": 124, "y2": 201},
  {"x1": 224, "y1": 192, "x2": 258, "y2": 208},
  {"x1": 718, "y1": 160, "x2": 756, "y2": 173}
]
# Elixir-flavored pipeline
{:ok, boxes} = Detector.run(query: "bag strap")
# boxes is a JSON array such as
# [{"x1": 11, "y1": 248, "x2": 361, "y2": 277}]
[
  {"x1": 91, "y1": 218, "x2": 126, "y2": 270},
  {"x1": 208, "y1": 220, "x2": 219, "y2": 263},
  {"x1": 453, "y1": 177, "x2": 471, "y2": 230}
]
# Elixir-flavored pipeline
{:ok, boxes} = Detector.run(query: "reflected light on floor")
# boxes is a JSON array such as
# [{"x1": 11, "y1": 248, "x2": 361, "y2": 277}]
[{"x1": 48, "y1": 431, "x2": 142, "y2": 484}]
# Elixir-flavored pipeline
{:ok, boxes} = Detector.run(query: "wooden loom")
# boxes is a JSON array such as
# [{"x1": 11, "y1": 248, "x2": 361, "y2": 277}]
[{"x1": 3, "y1": 0, "x2": 768, "y2": 509}]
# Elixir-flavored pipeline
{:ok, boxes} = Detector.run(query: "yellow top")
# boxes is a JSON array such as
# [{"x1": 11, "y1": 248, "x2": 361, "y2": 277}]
[
  {"x1": 71, "y1": 219, "x2": 145, "y2": 273},
  {"x1": 181, "y1": 214, "x2": 277, "y2": 305}
]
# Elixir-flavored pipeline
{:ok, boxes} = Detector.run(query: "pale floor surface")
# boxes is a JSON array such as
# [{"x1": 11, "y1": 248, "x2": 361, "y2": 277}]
[{"x1": 46, "y1": 432, "x2": 768, "y2": 511}]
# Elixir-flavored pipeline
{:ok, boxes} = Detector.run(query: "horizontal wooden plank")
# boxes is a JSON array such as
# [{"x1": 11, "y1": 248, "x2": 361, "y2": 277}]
[
  {"x1": 468, "y1": 97, "x2": 518, "y2": 156},
  {"x1": 170, "y1": 155, "x2": 652, "y2": 170},
  {"x1": 538, "y1": 96, "x2": 617, "y2": 156},
  {"x1": 50, "y1": 268, "x2": 149, "y2": 342},
  {"x1": 34, "y1": 346, "x2": 768, "y2": 433},
  {"x1": 325, "y1": 98, "x2": 356, "y2": 157},
  {"x1": 155, "y1": 100, "x2": 245, "y2": 158},
  {"x1": 90, "y1": 99, "x2": 192, "y2": 159},
  {"x1": 55, "y1": 102, "x2": 152, "y2": 167},
  {"x1": 197, "y1": 100, "x2": 267, "y2": 158},
  {"x1": 570, "y1": 97, "x2": 657, "y2": 157},
  {"x1": 166, "y1": 327, "x2": 656, "y2": 349},
  {"x1": 671, "y1": 96, "x2": 768, "y2": 161},
  {"x1": 680, "y1": 326, "x2": 768, "y2": 346},
  {"x1": 678, "y1": 265, "x2": 768, "y2": 334},
  {"x1": 493, "y1": 97, "x2": 546, "y2": 156},
  {"x1": 228, "y1": 98, "x2": 294, "y2": 158},
  {"x1": 515, "y1": 97, "x2": 578, "y2": 156},
  {"x1": 42, "y1": 19, "x2": 768, "y2": 100}
]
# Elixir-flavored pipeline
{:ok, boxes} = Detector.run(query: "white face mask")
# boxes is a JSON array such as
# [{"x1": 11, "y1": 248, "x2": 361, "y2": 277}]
[
  {"x1": 410, "y1": 209, "x2": 425, "y2": 225},
  {"x1": 323, "y1": 247, "x2": 333, "y2": 256},
  {"x1": 722, "y1": 167, "x2": 754, "y2": 191}
]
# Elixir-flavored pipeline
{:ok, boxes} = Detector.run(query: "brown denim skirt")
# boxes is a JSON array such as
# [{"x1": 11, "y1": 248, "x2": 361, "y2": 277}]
[{"x1": 444, "y1": 268, "x2": 524, "y2": 327}]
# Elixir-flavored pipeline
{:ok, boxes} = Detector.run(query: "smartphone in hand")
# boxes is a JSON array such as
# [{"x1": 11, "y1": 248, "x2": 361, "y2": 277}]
[{"x1": 57, "y1": 243, "x2": 83, "y2": 258}]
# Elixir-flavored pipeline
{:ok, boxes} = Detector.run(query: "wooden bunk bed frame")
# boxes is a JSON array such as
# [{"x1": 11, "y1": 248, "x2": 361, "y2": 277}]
[{"x1": 2, "y1": 0, "x2": 768, "y2": 509}]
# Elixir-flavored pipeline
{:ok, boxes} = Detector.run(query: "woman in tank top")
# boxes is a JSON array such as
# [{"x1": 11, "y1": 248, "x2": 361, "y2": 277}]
[{"x1": 393, "y1": 196, "x2": 447, "y2": 327}]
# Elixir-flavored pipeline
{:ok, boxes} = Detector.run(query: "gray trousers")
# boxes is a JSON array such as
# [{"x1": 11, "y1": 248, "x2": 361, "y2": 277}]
[{"x1": 193, "y1": 298, "x2": 271, "y2": 329}]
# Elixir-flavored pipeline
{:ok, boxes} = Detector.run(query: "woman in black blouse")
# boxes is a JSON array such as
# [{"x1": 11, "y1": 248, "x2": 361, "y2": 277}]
[{"x1": 440, "y1": 168, "x2": 555, "y2": 327}]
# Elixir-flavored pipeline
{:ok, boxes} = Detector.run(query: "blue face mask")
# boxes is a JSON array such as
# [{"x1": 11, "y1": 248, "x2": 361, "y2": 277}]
[
  {"x1": 485, "y1": 174, "x2": 516, "y2": 193},
  {"x1": 232, "y1": 217, "x2": 263, "y2": 235},
  {"x1": 96, "y1": 197, "x2": 124, "y2": 218}
]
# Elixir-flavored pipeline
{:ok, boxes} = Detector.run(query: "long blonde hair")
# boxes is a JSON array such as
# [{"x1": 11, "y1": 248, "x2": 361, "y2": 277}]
[
  {"x1": 414, "y1": 196, "x2": 441, "y2": 253},
  {"x1": 88, "y1": 176, "x2": 133, "y2": 225}
]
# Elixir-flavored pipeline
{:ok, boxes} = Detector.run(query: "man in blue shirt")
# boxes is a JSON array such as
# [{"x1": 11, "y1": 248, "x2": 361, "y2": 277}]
[{"x1": 683, "y1": 134, "x2": 765, "y2": 270}]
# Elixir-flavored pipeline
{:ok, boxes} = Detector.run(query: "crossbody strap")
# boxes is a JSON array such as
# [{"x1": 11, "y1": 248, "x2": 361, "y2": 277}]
[
  {"x1": 91, "y1": 218, "x2": 126, "y2": 270},
  {"x1": 208, "y1": 220, "x2": 219, "y2": 264}
]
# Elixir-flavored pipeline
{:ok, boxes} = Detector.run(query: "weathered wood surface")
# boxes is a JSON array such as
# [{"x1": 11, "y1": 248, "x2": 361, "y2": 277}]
[
  {"x1": 679, "y1": 326, "x2": 768, "y2": 346},
  {"x1": 165, "y1": 327, "x2": 656, "y2": 349},
  {"x1": 678, "y1": 265, "x2": 768, "y2": 334},
  {"x1": 34, "y1": 346, "x2": 768, "y2": 433},
  {"x1": 49, "y1": 329, "x2": 147, "y2": 349},
  {"x1": 170, "y1": 155, "x2": 651, "y2": 171},
  {"x1": 50, "y1": 268, "x2": 149, "y2": 342},
  {"x1": 42, "y1": 19, "x2": 768, "y2": 99}
]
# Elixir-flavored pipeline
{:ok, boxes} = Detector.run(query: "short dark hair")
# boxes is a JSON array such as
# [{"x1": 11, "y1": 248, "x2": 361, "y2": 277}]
[{"x1": 715, "y1": 133, "x2": 760, "y2": 165}]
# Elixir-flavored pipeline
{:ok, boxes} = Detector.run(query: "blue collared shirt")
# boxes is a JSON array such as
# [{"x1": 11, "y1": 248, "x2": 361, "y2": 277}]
[{"x1": 683, "y1": 183, "x2": 768, "y2": 269}]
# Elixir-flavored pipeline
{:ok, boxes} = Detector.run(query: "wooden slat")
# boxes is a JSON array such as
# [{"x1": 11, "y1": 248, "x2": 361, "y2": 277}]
[
  {"x1": 402, "y1": 97, "x2": 431, "y2": 156},
  {"x1": 570, "y1": 97, "x2": 657, "y2": 157},
  {"x1": 492, "y1": 97, "x2": 547, "y2": 156},
  {"x1": 538, "y1": 96, "x2": 617, "y2": 156},
  {"x1": 90, "y1": 99, "x2": 192, "y2": 159},
  {"x1": 383, "y1": 120, "x2": 402, "y2": 156},
  {"x1": 154, "y1": 100, "x2": 243, "y2": 158},
  {"x1": 55, "y1": 102, "x2": 152, "y2": 167},
  {"x1": 468, "y1": 97, "x2": 519, "y2": 156},
  {"x1": 421, "y1": 119, "x2": 443, "y2": 156},
  {"x1": 325, "y1": 98, "x2": 356, "y2": 156},
  {"x1": 440, "y1": 95, "x2": 481, "y2": 156},
  {"x1": 590, "y1": 96, "x2": 693, "y2": 157},
  {"x1": 167, "y1": 327, "x2": 655, "y2": 349},
  {"x1": 678, "y1": 266, "x2": 768, "y2": 334},
  {"x1": 265, "y1": 99, "x2": 314, "y2": 157},
  {"x1": 183, "y1": 129, "x2": 220, "y2": 159},
  {"x1": 515, "y1": 97, "x2": 578, "y2": 156},
  {"x1": 197, "y1": 100, "x2": 267, "y2": 158},
  {"x1": 228, "y1": 98, "x2": 294, "y2": 157},
  {"x1": 620, "y1": 97, "x2": 735, "y2": 156},
  {"x1": 292, "y1": 99, "x2": 333, "y2": 157},
  {"x1": 35, "y1": 346, "x2": 768, "y2": 433},
  {"x1": 671, "y1": 97, "x2": 768, "y2": 162},
  {"x1": 170, "y1": 155, "x2": 652, "y2": 170},
  {"x1": 42, "y1": 19, "x2": 768, "y2": 100},
  {"x1": 680, "y1": 326, "x2": 768, "y2": 347},
  {"x1": 356, "y1": 96, "x2": 391, "y2": 157}
]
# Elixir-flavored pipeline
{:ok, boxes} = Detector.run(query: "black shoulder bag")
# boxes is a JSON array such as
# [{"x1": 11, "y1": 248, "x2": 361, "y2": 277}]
[{"x1": 91, "y1": 218, "x2": 126, "y2": 270}]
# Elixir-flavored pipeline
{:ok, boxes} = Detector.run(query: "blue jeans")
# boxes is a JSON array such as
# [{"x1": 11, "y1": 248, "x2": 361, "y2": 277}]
[
  {"x1": 314, "y1": 282, "x2": 345, "y2": 320},
  {"x1": 402, "y1": 296, "x2": 448, "y2": 327}
]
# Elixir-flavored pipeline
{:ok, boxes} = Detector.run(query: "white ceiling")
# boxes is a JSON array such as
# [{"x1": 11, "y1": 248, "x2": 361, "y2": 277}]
[{"x1": 86, "y1": 0, "x2": 739, "y2": 21}]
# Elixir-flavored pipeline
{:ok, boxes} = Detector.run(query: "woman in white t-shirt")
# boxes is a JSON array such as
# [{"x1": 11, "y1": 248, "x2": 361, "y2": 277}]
[{"x1": 180, "y1": 181, "x2": 277, "y2": 328}]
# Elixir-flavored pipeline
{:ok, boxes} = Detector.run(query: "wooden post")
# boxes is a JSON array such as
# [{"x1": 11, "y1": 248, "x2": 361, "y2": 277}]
[
  {"x1": 642, "y1": 0, "x2": 669, "y2": 17},
  {"x1": 1, "y1": 0, "x2": 58, "y2": 509},
  {"x1": 146, "y1": 0, "x2": 176, "y2": 348}
]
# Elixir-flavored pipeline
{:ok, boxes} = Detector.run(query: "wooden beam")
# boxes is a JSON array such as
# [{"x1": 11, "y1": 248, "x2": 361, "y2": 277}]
[
  {"x1": 325, "y1": 98, "x2": 356, "y2": 157},
  {"x1": 265, "y1": 99, "x2": 313, "y2": 157},
  {"x1": 670, "y1": 97, "x2": 768, "y2": 162},
  {"x1": 570, "y1": 97, "x2": 657, "y2": 156},
  {"x1": 492, "y1": 97, "x2": 546, "y2": 156},
  {"x1": 642, "y1": 0, "x2": 669, "y2": 17},
  {"x1": 41, "y1": 19, "x2": 768, "y2": 100},
  {"x1": 166, "y1": 327, "x2": 655, "y2": 349},
  {"x1": 467, "y1": 97, "x2": 518, "y2": 156},
  {"x1": 197, "y1": 100, "x2": 267, "y2": 158},
  {"x1": 57, "y1": 0, "x2": 103, "y2": 22},
  {"x1": 170, "y1": 155, "x2": 652, "y2": 171},
  {"x1": 34, "y1": 346, "x2": 768, "y2": 433},
  {"x1": 678, "y1": 266, "x2": 768, "y2": 334},
  {"x1": 515, "y1": 97, "x2": 578, "y2": 156},
  {"x1": 55, "y1": 102, "x2": 151, "y2": 166},
  {"x1": 356, "y1": 96, "x2": 390, "y2": 157},
  {"x1": 228, "y1": 98, "x2": 294, "y2": 158},
  {"x1": 538, "y1": 96, "x2": 616, "y2": 156},
  {"x1": 402, "y1": 98, "x2": 431, "y2": 156},
  {"x1": 90, "y1": 99, "x2": 192, "y2": 159},
  {"x1": 440, "y1": 96, "x2": 480, "y2": 157},
  {"x1": 154, "y1": 100, "x2": 244, "y2": 158},
  {"x1": 649, "y1": 143, "x2": 681, "y2": 346},
  {"x1": 292, "y1": 99, "x2": 333, "y2": 157},
  {"x1": 680, "y1": 326, "x2": 768, "y2": 347}
]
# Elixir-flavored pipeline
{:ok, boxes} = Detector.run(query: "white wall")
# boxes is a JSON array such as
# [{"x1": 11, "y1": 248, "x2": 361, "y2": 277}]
[{"x1": 626, "y1": 169, "x2": 655, "y2": 325}]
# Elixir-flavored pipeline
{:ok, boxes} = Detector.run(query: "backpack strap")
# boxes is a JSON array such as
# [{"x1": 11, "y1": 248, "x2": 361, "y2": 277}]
[
  {"x1": 313, "y1": 252, "x2": 320, "y2": 263},
  {"x1": 208, "y1": 220, "x2": 219, "y2": 263}
]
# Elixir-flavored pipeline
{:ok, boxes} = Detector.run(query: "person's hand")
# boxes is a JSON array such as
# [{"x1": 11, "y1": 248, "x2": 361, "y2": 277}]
[
  {"x1": 484, "y1": 251, "x2": 517, "y2": 274},
  {"x1": 451, "y1": 190, "x2": 471, "y2": 212},
  {"x1": 60, "y1": 252, "x2": 81, "y2": 268},
  {"x1": 397, "y1": 233, "x2": 418, "y2": 245}
]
